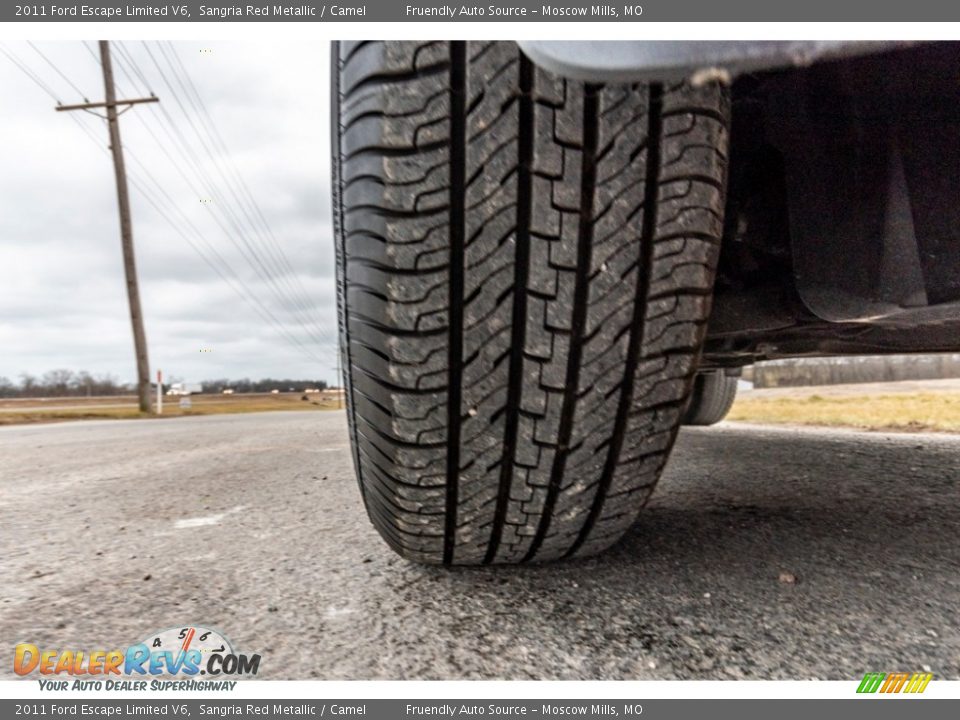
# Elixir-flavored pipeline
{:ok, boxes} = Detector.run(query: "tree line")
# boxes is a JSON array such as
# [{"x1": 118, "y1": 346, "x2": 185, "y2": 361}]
[
  {"x1": 0, "y1": 370, "x2": 329, "y2": 398},
  {"x1": 199, "y1": 378, "x2": 329, "y2": 394}
]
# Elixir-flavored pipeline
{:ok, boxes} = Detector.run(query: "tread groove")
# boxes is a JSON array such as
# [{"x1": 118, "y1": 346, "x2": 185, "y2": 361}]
[
  {"x1": 443, "y1": 41, "x2": 467, "y2": 566},
  {"x1": 566, "y1": 83, "x2": 664, "y2": 558}
]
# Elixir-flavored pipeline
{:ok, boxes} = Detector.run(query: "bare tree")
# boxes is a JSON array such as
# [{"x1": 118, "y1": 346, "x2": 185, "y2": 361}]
[
  {"x1": 19, "y1": 373, "x2": 37, "y2": 396},
  {"x1": 42, "y1": 369, "x2": 74, "y2": 397},
  {"x1": 0, "y1": 376, "x2": 15, "y2": 398}
]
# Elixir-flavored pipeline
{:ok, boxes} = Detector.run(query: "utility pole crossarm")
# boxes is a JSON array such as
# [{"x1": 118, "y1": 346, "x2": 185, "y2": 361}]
[{"x1": 56, "y1": 96, "x2": 158, "y2": 112}]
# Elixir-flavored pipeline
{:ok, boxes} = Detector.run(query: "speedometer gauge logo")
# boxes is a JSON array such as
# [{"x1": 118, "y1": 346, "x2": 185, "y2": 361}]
[
  {"x1": 144, "y1": 625, "x2": 233, "y2": 661},
  {"x1": 137, "y1": 625, "x2": 259, "y2": 677}
]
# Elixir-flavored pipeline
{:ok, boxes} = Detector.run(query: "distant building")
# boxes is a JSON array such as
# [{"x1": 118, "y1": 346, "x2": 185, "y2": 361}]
[{"x1": 166, "y1": 382, "x2": 202, "y2": 396}]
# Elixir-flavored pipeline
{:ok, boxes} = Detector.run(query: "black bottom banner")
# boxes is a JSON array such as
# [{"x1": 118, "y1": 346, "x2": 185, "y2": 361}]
[{"x1": 2, "y1": 699, "x2": 958, "y2": 720}]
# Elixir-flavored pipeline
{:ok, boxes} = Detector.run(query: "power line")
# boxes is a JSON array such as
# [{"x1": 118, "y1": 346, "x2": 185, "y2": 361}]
[
  {"x1": 140, "y1": 44, "x2": 295, "y2": 285},
  {"x1": 144, "y1": 41, "x2": 335, "y2": 344},
  {"x1": 112, "y1": 41, "x2": 154, "y2": 93},
  {"x1": 27, "y1": 41, "x2": 90, "y2": 101},
  {"x1": 123, "y1": 149, "x2": 329, "y2": 363},
  {"x1": 159, "y1": 42, "x2": 324, "y2": 320},
  {"x1": 66, "y1": 110, "x2": 328, "y2": 366},
  {"x1": 110, "y1": 44, "x2": 320, "y2": 338},
  {"x1": 4, "y1": 43, "x2": 334, "y2": 367},
  {"x1": 0, "y1": 43, "x2": 62, "y2": 102},
  {"x1": 91, "y1": 41, "x2": 144, "y2": 101},
  {"x1": 12, "y1": 41, "x2": 337, "y2": 354},
  {"x1": 163, "y1": 42, "x2": 337, "y2": 347},
  {"x1": 92, "y1": 43, "x2": 337, "y2": 360},
  {"x1": 137, "y1": 41, "x2": 334, "y2": 345}
]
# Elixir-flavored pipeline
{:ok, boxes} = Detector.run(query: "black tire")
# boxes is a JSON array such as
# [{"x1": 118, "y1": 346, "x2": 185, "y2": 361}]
[
  {"x1": 682, "y1": 372, "x2": 739, "y2": 426},
  {"x1": 332, "y1": 41, "x2": 730, "y2": 565}
]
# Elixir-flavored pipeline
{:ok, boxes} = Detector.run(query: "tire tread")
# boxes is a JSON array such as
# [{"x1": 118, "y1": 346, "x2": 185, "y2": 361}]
[{"x1": 333, "y1": 41, "x2": 729, "y2": 565}]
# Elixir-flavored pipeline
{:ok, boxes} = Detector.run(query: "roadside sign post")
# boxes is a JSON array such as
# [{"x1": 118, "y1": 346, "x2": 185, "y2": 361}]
[{"x1": 157, "y1": 369, "x2": 163, "y2": 415}]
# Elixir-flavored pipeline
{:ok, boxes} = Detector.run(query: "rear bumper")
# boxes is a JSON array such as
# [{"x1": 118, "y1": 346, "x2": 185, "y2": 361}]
[{"x1": 517, "y1": 41, "x2": 911, "y2": 83}]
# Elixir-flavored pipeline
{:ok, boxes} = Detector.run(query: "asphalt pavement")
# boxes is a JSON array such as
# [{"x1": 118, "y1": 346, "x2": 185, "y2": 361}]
[{"x1": 1, "y1": 411, "x2": 958, "y2": 680}]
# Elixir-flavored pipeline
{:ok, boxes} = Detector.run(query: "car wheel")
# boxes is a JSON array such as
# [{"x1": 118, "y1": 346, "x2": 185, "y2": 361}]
[
  {"x1": 683, "y1": 371, "x2": 739, "y2": 426},
  {"x1": 332, "y1": 40, "x2": 730, "y2": 564}
]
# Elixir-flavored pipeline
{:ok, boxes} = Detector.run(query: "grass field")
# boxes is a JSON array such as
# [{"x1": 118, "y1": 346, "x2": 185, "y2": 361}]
[
  {"x1": 5, "y1": 383, "x2": 960, "y2": 433},
  {"x1": 728, "y1": 389, "x2": 960, "y2": 433},
  {"x1": 0, "y1": 392, "x2": 342, "y2": 425}
]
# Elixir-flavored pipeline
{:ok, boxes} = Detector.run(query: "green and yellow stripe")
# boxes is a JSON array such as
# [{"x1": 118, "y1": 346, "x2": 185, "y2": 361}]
[{"x1": 857, "y1": 672, "x2": 932, "y2": 694}]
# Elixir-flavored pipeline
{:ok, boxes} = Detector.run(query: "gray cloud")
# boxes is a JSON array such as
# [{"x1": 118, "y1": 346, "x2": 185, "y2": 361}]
[{"x1": 0, "y1": 40, "x2": 337, "y2": 385}]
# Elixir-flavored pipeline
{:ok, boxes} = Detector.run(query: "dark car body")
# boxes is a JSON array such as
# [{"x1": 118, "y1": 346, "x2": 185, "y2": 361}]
[{"x1": 520, "y1": 41, "x2": 960, "y2": 367}]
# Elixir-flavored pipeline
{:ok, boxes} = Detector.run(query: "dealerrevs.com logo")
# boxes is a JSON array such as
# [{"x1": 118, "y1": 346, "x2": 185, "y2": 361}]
[{"x1": 14, "y1": 626, "x2": 260, "y2": 691}]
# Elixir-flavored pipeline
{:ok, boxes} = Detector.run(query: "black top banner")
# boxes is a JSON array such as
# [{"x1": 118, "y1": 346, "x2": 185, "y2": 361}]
[
  {"x1": 7, "y1": 0, "x2": 960, "y2": 22},
  {"x1": 1, "y1": 700, "x2": 959, "y2": 720}
]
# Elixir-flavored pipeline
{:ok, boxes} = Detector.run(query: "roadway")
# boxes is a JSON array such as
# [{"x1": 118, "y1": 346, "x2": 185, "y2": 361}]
[{"x1": 1, "y1": 411, "x2": 957, "y2": 679}]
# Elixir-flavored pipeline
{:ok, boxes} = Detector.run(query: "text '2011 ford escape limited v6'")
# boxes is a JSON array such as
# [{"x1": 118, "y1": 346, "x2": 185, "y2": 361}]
[{"x1": 331, "y1": 41, "x2": 960, "y2": 565}]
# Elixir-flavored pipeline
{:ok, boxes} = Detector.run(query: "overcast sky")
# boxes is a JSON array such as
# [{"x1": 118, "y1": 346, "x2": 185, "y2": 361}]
[{"x1": 0, "y1": 40, "x2": 336, "y2": 386}]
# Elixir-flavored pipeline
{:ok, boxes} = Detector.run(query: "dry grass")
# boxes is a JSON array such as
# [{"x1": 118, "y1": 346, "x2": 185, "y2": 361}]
[
  {"x1": 9, "y1": 387, "x2": 959, "y2": 434},
  {"x1": 0, "y1": 393, "x2": 342, "y2": 426},
  {"x1": 728, "y1": 391, "x2": 960, "y2": 433}
]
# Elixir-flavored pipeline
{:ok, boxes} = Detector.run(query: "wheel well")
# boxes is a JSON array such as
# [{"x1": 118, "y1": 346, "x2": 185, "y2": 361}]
[{"x1": 704, "y1": 43, "x2": 960, "y2": 368}]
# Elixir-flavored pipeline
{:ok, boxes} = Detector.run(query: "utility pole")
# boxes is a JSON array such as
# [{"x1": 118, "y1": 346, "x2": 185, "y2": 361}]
[{"x1": 57, "y1": 41, "x2": 158, "y2": 413}]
